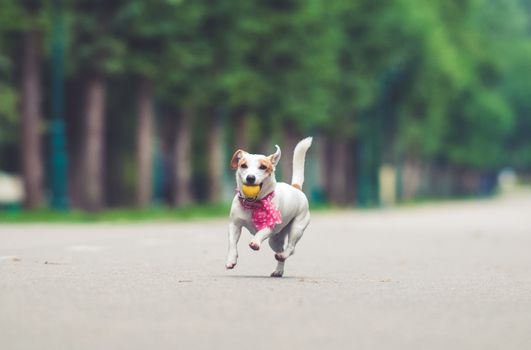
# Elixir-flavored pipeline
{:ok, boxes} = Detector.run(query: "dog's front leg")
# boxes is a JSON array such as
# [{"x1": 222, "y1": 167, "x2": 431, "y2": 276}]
[
  {"x1": 226, "y1": 222, "x2": 242, "y2": 269},
  {"x1": 249, "y1": 227, "x2": 273, "y2": 251}
]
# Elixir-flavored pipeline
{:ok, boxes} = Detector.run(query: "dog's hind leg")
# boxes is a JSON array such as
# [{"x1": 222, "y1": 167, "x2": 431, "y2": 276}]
[
  {"x1": 269, "y1": 229, "x2": 288, "y2": 277},
  {"x1": 275, "y1": 212, "x2": 310, "y2": 263}
]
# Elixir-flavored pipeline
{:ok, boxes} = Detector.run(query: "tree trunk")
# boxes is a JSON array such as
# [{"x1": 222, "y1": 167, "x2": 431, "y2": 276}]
[
  {"x1": 345, "y1": 139, "x2": 357, "y2": 203},
  {"x1": 329, "y1": 139, "x2": 349, "y2": 205},
  {"x1": 259, "y1": 115, "x2": 274, "y2": 154},
  {"x1": 80, "y1": 74, "x2": 106, "y2": 211},
  {"x1": 279, "y1": 123, "x2": 299, "y2": 183},
  {"x1": 234, "y1": 109, "x2": 249, "y2": 150},
  {"x1": 174, "y1": 105, "x2": 194, "y2": 206},
  {"x1": 207, "y1": 113, "x2": 223, "y2": 203},
  {"x1": 401, "y1": 155, "x2": 421, "y2": 200},
  {"x1": 136, "y1": 78, "x2": 154, "y2": 208},
  {"x1": 20, "y1": 27, "x2": 44, "y2": 209},
  {"x1": 319, "y1": 135, "x2": 334, "y2": 201}
]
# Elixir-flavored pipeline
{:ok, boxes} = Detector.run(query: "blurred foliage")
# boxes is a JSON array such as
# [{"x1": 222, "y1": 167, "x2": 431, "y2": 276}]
[
  {"x1": 0, "y1": 84, "x2": 18, "y2": 146},
  {"x1": 1, "y1": 0, "x2": 531, "y2": 203}
]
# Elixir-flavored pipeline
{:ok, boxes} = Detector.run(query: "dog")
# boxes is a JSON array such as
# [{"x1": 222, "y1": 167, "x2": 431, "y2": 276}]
[{"x1": 225, "y1": 137, "x2": 313, "y2": 277}]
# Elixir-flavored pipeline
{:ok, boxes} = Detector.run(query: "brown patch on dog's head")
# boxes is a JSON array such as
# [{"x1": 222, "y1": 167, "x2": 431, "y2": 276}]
[
  {"x1": 292, "y1": 183, "x2": 302, "y2": 191},
  {"x1": 230, "y1": 149, "x2": 245, "y2": 170},
  {"x1": 260, "y1": 157, "x2": 274, "y2": 173}
]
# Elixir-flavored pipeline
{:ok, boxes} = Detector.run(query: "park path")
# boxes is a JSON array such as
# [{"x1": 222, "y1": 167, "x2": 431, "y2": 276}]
[{"x1": 1, "y1": 192, "x2": 531, "y2": 350}]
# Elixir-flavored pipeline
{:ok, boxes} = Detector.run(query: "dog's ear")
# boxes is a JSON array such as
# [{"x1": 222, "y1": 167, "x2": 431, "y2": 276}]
[
  {"x1": 230, "y1": 149, "x2": 246, "y2": 170},
  {"x1": 268, "y1": 145, "x2": 281, "y2": 168}
]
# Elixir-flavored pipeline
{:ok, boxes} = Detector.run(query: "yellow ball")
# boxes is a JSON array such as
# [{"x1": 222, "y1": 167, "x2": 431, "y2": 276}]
[{"x1": 242, "y1": 184, "x2": 260, "y2": 198}]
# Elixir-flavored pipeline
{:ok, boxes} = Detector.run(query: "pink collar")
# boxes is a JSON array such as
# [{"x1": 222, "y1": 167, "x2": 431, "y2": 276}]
[{"x1": 238, "y1": 191, "x2": 282, "y2": 231}]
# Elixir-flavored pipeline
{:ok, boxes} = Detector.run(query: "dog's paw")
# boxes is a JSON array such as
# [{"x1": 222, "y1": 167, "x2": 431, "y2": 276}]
[
  {"x1": 274, "y1": 253, "x2": 287, "y2": 262},
  {"x1": 270, "y1": 270, "x2": 284, "y2": 278},
  {"x1": 249, "y1": 241, "x2": 260, "y2": 251},
  {"x1": 225, "y1": 262, "x2": 237, "y2": 269}
]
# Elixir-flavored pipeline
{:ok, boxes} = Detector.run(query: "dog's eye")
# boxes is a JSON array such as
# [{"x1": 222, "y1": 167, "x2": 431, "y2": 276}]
[
  {"x1": 259, "y1": 165, "x2": 267, "y2": 170},
  {"x1": 241, "y1": 164, "x2": 248, "y2": 169}
]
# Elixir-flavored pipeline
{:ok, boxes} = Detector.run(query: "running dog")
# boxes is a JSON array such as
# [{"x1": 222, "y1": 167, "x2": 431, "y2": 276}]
[{"x1": 225, "y1": 137, "x2": 313, "y2": 277}]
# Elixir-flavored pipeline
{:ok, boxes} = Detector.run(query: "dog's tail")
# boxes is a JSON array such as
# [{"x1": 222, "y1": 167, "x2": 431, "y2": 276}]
[{"x1": 291, "y1": 137, "x2": 313, "y2": 190}]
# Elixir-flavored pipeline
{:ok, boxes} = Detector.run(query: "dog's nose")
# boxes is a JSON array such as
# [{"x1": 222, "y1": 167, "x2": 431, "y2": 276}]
[{"x1": 246, "y1": 175, "x2": 256, "y2": 184}]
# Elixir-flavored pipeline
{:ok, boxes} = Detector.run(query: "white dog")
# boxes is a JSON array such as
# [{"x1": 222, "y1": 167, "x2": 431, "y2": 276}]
[{"x1": 225, "y1": 137, "x2": 313, "y2": 277}]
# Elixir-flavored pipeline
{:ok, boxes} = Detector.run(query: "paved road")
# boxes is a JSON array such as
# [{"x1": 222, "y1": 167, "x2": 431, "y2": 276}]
[{"x1": 1, "y1": 192, "x2": 531, "y2": 350}]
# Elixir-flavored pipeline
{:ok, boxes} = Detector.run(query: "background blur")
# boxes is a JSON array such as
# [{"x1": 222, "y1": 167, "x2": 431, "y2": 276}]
[{"x1": 1, "y1": 0, "x2": 530, "y2": 215}]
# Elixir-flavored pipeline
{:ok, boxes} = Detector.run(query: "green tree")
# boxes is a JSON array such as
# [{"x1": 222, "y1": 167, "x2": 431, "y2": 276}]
[
  {"x1": 0, "y1": 0, "x2": 46, "y2": 209},
  {"x1": 69, "y1": 0, "x2": 125, "y2": 211}
]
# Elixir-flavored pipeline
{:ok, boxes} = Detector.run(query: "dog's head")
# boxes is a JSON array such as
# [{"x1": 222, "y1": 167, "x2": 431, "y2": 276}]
[{"x1": 230, "y1": 145, "x2": 281, "y2": 199}]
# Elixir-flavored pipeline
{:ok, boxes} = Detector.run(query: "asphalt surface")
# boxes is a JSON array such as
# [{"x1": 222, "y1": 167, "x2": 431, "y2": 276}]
[{"x1": 1, "y1": 192, "x2": 531, "y2": 350}]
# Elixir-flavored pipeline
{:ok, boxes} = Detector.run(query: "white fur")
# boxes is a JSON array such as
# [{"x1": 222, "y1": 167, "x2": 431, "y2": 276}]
[{"x1": 225, "y1": 137, "x2": 313, "y2": 277}]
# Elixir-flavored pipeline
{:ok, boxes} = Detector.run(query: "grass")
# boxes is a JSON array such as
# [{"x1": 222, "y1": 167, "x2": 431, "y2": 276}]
[{"x1": 0, "y1": 204, "x2": 231, "y2": 223}]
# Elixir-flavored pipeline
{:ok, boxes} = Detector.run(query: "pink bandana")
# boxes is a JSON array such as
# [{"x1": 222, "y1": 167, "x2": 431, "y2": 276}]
[{"x1": 238, "y1": 191, "x2": 282, "y2": 231}]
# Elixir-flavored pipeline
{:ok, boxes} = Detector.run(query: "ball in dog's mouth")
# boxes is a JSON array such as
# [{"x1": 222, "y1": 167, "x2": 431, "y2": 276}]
[{"x1": 241, "y1": 183, "x2": 262, "y2": 199}]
